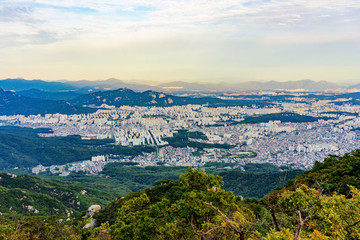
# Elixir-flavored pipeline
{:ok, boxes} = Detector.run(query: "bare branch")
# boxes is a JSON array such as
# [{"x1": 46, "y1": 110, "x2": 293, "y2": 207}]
[{"x1": 205, "y1": 202, "x2": 242, "y2": 234}]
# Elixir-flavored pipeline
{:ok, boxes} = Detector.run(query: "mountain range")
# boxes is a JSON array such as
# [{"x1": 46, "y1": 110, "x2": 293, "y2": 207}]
[
  {"x1": 0, "y1": 78, "x2": 352, "y2": 94},
  {"x1": 157, "y1": 79, "x2": 342, "y2": 92},
  {"x1": 0, "y1": 87, "x2": 271, "y2": 115},
  {"x1": 69, "y1": 88, "x2": 270, "y2": 108},
  {"x1": 0, "y1": 78, "x2": 359, "y2": 116},
  {"x1": 0, "y1": 78, "x2": 78, "y2": 92},
  {"x1": 18, "y1": 89, "x2": 81, "y2": 101},
  {"x1": 0, "y1": 88, "x2": 95, "y2": 115}
]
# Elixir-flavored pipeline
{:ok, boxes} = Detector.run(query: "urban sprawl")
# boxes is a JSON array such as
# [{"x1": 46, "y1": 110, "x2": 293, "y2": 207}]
[{"x1": 1, "y1": 97, "x2": 360, "y2": 175}]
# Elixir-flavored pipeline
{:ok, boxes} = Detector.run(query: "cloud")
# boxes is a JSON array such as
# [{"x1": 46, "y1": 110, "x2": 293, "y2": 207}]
[
  {"x1": 0, "y1": 0, "x2": 359, "y2": 82},
  {"x1": 2, "y1": 0, "x2": 359, "y2": 27},
  {"x1": 0, "y1": 5, "x2": 34, "y2": 22},
  {"x1": 1, "y1": 0, "x2": 359, "y2": 46}
]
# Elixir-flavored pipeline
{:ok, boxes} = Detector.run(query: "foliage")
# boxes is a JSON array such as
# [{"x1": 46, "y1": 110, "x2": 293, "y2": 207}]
[
  {"x1": 163, "y1": 130, "x2": 233, "y2": 149},
  {"x1": 289, "y1": 149, "x2": 360, "y2": 195},
  {"x1": 174, "y1": 129, "x2": 209, "y2": 140},
  {"x1": 18, "y1": 89, "x2": 81, "y2": 101},
  {"x1": 89, "y1": 163, "x2": 302, "y2": 199},
  {"x1": 103, "y1": 167, "x2": 258, "y2": 240},
  {"x1": 70, "y1": 88, "x2": 272, "y2": 108},
  {"x1": 243, "y1": 163, "x2": 289, "y2": 173},
  {"x1": 0, "y1": 172, "x2": 115, "y2": 216},
  {"x1": 240, "y1": 112, "x2": 323, "y2": 124},
  {"x1": 1, "y1": 151, "x2": 360, "y2": 239},
  {"x1": 0, "y1": 126, "x2": 154, "y2": 169},
  {"x1": 0, "y1": 126, "x2": 53, "y2": 137},
  {"x1": 307, "y1": 186, "x2": 360, "y2": 239},
  {"x1": 259, "y1": 151, "x2": 360, "y2": 239},
  {"x1": 219, "y1": 170, "x2": 303, "y2": 199},
  {"x1": 0, "y1": 216, "x2": 82, "y2": 240},
  {"x1": 0, "y1": 88, "x2": 94, "y2": 116}
]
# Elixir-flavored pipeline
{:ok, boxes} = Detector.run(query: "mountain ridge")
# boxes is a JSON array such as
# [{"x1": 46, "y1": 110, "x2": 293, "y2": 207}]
[
  {"x1": 69, "y1": 88, "x2": 271, "y2": 107},
  {"x1": 0, "y1": 78, "x2": 348, "y2": 93},
  {"x1": 0, "y1": 88, "x2": 95, "y2": 115}
]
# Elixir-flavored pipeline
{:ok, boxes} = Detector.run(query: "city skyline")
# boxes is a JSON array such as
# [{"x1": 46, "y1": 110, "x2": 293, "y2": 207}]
[{"x1": 0, "y1": 0, "x2": 359, "y2": 83}]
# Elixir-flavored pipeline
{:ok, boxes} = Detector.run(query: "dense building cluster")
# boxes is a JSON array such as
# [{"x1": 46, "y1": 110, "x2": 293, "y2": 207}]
[{"x1": 2, "y1": 98, "x2": 360, "y2": 170}]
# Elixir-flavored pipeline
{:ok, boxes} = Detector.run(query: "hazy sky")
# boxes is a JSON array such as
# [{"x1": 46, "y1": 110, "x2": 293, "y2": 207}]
[{"x1": 0, "y1": 0, "x2": 359, "y2": 83}]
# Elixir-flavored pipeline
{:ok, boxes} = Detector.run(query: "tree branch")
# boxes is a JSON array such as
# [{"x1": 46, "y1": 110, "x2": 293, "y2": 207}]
[{"x1": 205, "y1": 202, "x2": 242, "y2": 234}]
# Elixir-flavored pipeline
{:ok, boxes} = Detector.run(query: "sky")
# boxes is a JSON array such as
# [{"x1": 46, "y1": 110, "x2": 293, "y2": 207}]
[{"x1": 0, "y1": 0, "x2": 359, "y2": 84}]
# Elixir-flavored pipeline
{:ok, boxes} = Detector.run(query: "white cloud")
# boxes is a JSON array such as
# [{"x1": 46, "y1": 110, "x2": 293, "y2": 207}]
[
  {"x1": 0, "y1": 0, "x2": 359, "y2": 82},
  {"x1": 1, "y1": 0, "x2": 359, "y2": 46}
]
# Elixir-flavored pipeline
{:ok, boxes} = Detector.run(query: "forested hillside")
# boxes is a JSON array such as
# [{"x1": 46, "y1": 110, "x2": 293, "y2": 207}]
[
  {"x1": 1, "y1": 150, "x2": 360, "y2": 239},
  {"x1": 0, "y1": 172, "x2": 116, "y2": 217},
  {"x1": 0, "y1": 88, "x2": 94, "y2": 116},
  {"x1": 70, "y1": 88, "x2": 272, "y2": 107},
  {"x1": 0, "y1": 126, "x2": 154, "y2": 169}
]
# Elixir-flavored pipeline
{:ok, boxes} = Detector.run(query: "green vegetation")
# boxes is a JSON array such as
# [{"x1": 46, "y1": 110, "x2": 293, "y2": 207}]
[
  {"x1": 100, "y1": 164, "x2": 188, "y2": 193},
  {"x1": 0, "y1": 216, "x2": 84, "y2": 240},
  {"x1": 204, "y1": 162, "x2": 288, "y2": 172},
  {"x1": 0, "y1": 172, "x2": 116, "y2": 217},
  {"x1": 1, "y1": 150, "x2": 360, "y2": 239},
  {"x1": 203, "y1": 162, "x2": 238, "y2": 168},
  {"x1": 0, "y1": 126, "x2": 155, "y2": 169},
  {"x1": 70, "y1": 88, "x2": 273, "y2": 108},
  {"x1": 95, "y1": 167, "x2": 255, "y2": 239},
  {"x1": 0, "y1": 126, "x2": 53, "y2": 137},
  {"x1": 43, "y1": 164, "x2": 189, "y2": 196},
  {"x1": 163, "y1": 130, "x2": 232, "y2": 149},
  {"x1": 91, "y1": 158, "x2": 360, "y2": 240},
  {"x1": 0, "y1": 88, "x2": 95, "y2": 116},
  {"x1": 175, "y1": 129, "x2": 209, "y2": 140},
  {"x1": 48, "y1": 163, "x2": 301, "y2": 200},
  {"x1": 219, "y1": 170, "x2": 303, "y2": 198},
  {"x1": 240, "y1": 112, "x2": 323, "y2": 124},
  {"x1": 243, "y1": 163, "x2": 290, "y2": 172},
  {"x1": 283, "y1": 150, "x2": 360, "y2": 195},
  {"x1": 18, "y1": 89, "x2": 81, "y2": 101}
]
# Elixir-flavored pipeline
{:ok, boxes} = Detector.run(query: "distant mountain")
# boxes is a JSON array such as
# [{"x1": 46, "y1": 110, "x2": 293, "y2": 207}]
[
  {"x1": 0, "y1": 172, "x2": 115, "y2": 216},
  {"x1": 0, "y1": 88, "x2": 94, "y2": 115},
  {"x1": 248, "y1": 79, "x2": 340, "y2": 90},
  {"x1": 0, "y1": 78, "x2": 78, "y2": 92},
  {"x1": 348, "y1": 83, "x2": 360, "y2": 89},
  {"x1": 157, "y1": 81, "x2": 224, "y2": 91},
  {"x1": 70, "y1": 88, "x2": 271, "y2": 107},
  {"x1": 18, "y1": 89, "x2": 81, "y2": 101},
  {"x1": 157, "y1": 79, "x2": 341, "y2": 92},
  {"x1": 0, "y1": 78, "x2": 346, "y2": 95},
  {"x1": 158, "y1": 81, "x2": 250, "y2": 93},
  {"x1": 64, "y1": 78, "x2": 161, "y2": 92}
]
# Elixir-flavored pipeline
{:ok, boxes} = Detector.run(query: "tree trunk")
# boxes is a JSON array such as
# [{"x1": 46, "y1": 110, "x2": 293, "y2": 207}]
[
  {"x1": 270, "y1": 208, "x2": 280, "y2": 231},
  {"x1": 294, "y1": 210, "x2": 303, "y2": 240}
]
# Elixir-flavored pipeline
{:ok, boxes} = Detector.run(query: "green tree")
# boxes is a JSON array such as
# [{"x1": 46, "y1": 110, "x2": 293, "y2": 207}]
[
  {"x1": 279, "y1": 185, "x2": 321, "y2": 240},
  {"x1": 109, "y1": 167, "x2": 258, "y2": 239}
]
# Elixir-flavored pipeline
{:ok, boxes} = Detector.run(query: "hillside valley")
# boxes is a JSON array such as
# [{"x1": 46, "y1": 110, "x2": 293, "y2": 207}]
[{"x1": 0, "y1": 150, "x2": 359, "y2": 239}]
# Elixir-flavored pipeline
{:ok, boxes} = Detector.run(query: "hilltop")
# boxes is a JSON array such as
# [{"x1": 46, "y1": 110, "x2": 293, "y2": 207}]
[
  {"x1": 92, "y1": 151, "x2": 360, "y2": 239},
  {"x1": 0, "y1": 88, "x2": 94, "y2": 116},
  {"x1": 70, "y1": 88, "x2": 271, "y2": 107}
]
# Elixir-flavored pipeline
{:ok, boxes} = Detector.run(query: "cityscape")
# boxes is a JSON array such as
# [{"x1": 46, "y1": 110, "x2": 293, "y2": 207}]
[
  {"x1": 1, "y1": 0, "x2": 359, "y2": 237},
  {"x1": 2, "y1": 95, "x2": 360, "y2": 174}
]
